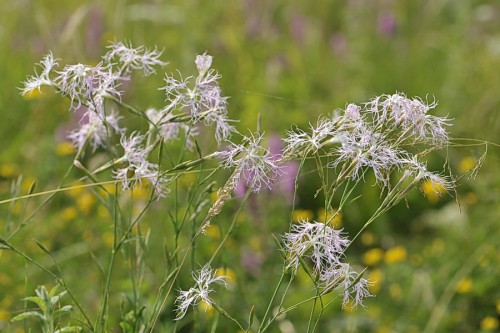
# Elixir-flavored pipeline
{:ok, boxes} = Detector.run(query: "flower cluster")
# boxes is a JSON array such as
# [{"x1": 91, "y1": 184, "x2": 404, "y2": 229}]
[
  {"x1": 284, "y1": 93, "x2": 453, "y2": 190},
  {"x1": 216, "y1": 132, "x2": 284, "y2": 192},
  {"x1": 174, "y1": 265, "x2": 228, "y2": 320},
  {"x1": 282, "y1": 220, "x2": 372, "y2": 308},
  {"x1": 161, "y1": 53, "x2": 235, "y2": 143},
  {"x1": 146, "y1": 108, "x2": 198, "y2": 151},
  {"x1": 103, "y1": 40, "x2": 166, "y2": 76},
  {"x1": 113, "y1": 133, "x2": 170, "y2": 197},
  {"x1": 68, "y1": 108, "x2": 123, "y2": 153}
]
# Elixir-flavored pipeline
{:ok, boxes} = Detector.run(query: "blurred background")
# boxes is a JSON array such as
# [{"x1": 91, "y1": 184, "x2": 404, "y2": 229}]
[{"x1": 1, "y1": 0, "x2": 499, "y2": 332}]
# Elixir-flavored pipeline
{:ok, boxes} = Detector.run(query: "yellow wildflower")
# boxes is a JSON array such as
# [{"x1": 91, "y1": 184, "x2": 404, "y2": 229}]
[
  {"x1": 178, "y1": 172, "x2": 196, "y2": 188},
  {"x1": 205, "y1": 224, "x2": 221, "y2": 239},
  {"x1": 459, "y1": 156, "x2": 476, "y2": 173},
  {"x1": 317, "y1": 208, "x2": 342, "y2": 228},
  {"x1": 389, "y1": 283, "x2": 402, "y2": 300},
  {"x1": 131, "y1": 185, "x2": 150, "y2": 200},
  {"x1": 421, "y1": 179, "x2": 447, "y2": 204},
  {"x1": 210, "y1": 191, "x2": 218, "y2": 203},
  {"x1": 363, "y1": 248, "x2": 385, "y2": 266},
  {"x1": 342, "y1": 300, "x2": 357, "y2": 313},
  {"x1": 384, "y1": 246, "x2": 407, "y2": 264},
  {"x1": 56, "y1": 141, "x2": 76, "y2": 156},
  {"x1": 216, "y1": 267, "x2": 236, "y2": 284},
  {"x1": 97, "y1": 205, "x2": 111, "y2": 219},
  {"x1": 292, "y1": 209, "x2": 314, "y2": 222},
  {"x1": 102, "y1": 232, "x2": 114, "y2": 248},
  {"x1": 0, "y1": 163, "x2": 18, "y2": 178},
  {"x1": 480, "y1": 316, "x2": 499, "y2": 331},
  {"x1": 60, "y1": 206, "x2": 77, "y2": 222},
  {"x1": 67, "y1": 181, "x2": 85, "y2": 197},
  {"x1": 198, "y1": 301, "x2": 215, "y2": 317},
  {"x1": 432, "y1": 238, "x2": 445, "y2": 254},
  {"x1": 368, "y1": 269, "x2": 384, "y2": 294},
  {"x1": 0, "y1": 309, "x2": 10, "y2": 321},
  {"x1": 76, "y1": 192, "x2": 95, "y2": 215},
  {"x1": 456, "y1": 278, "x2": 472, "y2": 294},
  {"x1": 22, "y1": 86, "x2": 51, "y2": 100},
  {"x1": 361, "y1": 232, "x2": 375, "y2": 246}
]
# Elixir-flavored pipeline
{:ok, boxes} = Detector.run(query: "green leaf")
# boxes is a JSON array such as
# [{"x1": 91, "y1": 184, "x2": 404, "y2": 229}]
[
  {"x1": 10, "y1": 311, "x2": 44, "y2": 322},
  {"x1": 48, "y1": 284, "x2": 61, "y2": 298},
  {"x1": 35, "y1": 285, "x2": 50, "y2": 301},
  {"x1": 22, "y1": 296, "x2": 47, "y2": 312},
  {"x1": 51, "y1": 291, "x2": 67, "y2": 305},
  {"x1": 55, "y1": 326, "x2": 83, "y2": 333},
  {"x1": 27, "y1": 179, "x2": 37, "y2": 194},
  {"x1": 119, "y1": 322, "x2": 134, "y2": 333},
  {"x1": 0, "y1": 237, "x2": 12, "y2": 250},
  {"x1": 247, "y1": 305, "x2": 255, "y2": 327},
  {"x1": 35, "y1": 240, "x2": 52, "y2": 255},
  {"x1": 54, "y1": 305, "x2": 73, "y2": 318}
]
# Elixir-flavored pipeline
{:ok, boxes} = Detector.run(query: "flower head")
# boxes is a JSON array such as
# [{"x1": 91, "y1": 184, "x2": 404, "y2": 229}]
[
  {"x1": 282, "y1": 221, "x2": 372, "y2": 308},
  {"x1": 68, "y1": 107, "x2": 124, "y2": 153},
  {"x1": 21, "y1": 52, "x2": 58, "y2": 95},
  {"x1": 282, "y1": 220, "x2": 350, "y2": 273},
  {"x1": 55, "y1": 63, "x2": 122, "y2": 110},
  {"x1": 146, "y1": 108, "x2": 198, "y2": 150},
  {"x1": 217, "y1": 132, "x2": 284, "y2": 192},
  {"x1": 283, "y1": 93, "x2": 453, "y2": 191},
  {"x1": 161, "y1": 53, "x2": 235, "y2": 142},
  {"x1": 174, "y1": 265, "x2": 228, "y2": 320},
  {"x1": 320, "y1": 263, "x2": 372, "y2": 308},
  {"x1": 113, "y1": 133, "x2": 170, "y2": 198},
  {"x1": 103, "y1": 41, "x2": 166, "y2": 76}
]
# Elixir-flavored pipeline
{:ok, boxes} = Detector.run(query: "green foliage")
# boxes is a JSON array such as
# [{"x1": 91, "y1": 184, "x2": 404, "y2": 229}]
[
  {"x1": 0, "y1": 1, "x2": 499, "y2": 333},
  {"x1": 11, "y1": 285, "x2": 82, "y2": 333}
]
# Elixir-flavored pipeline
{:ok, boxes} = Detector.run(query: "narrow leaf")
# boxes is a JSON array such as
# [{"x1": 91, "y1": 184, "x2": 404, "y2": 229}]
[{"x1": 11, "y1": 311, "x2": 44, "y2": 322}]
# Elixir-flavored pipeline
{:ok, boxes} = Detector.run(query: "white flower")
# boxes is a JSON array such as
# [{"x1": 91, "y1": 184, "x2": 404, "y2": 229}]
[
  {"x1": 55, "y1": 63, "x2": 121, "y2": 110},
  {"x1": 146, "y1": 108, "x2": 198, "y2": 150},
  {"x1": 68, "y1": 107, "x2": 124, "y2": 153},
  {"x1": 174, "y1": 265, "x2": 228, "y2": 320},
  {"x1": 283, "y1": 116, "x2": 339, "y2": 155},
  {"x1": 103, "y1": 41, "x2": 166, "y2": 76},
  {"x1": 282, "y1": 220, "x2": 350, "y2": 273},
  {"x1": 113, "y1": 133, "x2": 170, "y2": 198},
  {"x1": 195, "y1": 53, "x2": 213, "y2": 75},
  {"x1": 217, "y1": 132, "x2": 284, "y2": 192},
  {"x1": 330, "y1": 123, "x2": 406, "y2": 187},
  {"x1": 364, "y1": 93, "x2": 450, "y2": 146},
  {"x1": 161, "y1": 54, "x2": 235, "y2": 142},
  {"x1": 21, "y1": 52, "x2": 58, "y2": 95},
  {"x1": 320, "y1": 263, "x2": 372, "y2": 308}
]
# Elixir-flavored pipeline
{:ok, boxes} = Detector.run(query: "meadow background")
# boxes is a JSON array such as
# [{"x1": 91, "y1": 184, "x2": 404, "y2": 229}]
[{"x1": 1, "y1": 0, "x2": 499, "y2": 332}]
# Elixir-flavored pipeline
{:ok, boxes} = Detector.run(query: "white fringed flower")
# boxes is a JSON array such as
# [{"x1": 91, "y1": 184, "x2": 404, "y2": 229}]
[
  {"x1": 103, "y1": 41, "x2": 166, "y2": 76},
  {"x1": 21, "y1": 52, "x2": 58, "y2": 95},
  {"x1": 174, "y1": 265, "x2": 228, "y2": 320},
  {"x1": 217, "y1": 132, "x2": 284, "y2": 192}
]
